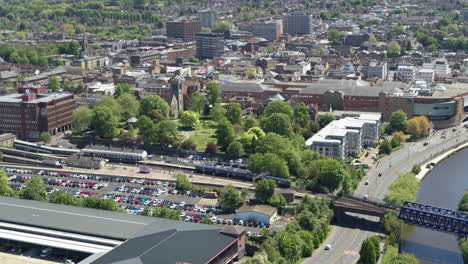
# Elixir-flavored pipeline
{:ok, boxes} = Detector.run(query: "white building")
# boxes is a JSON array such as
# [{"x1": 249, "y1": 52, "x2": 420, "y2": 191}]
[
  {"x1": 397, "y1": 65, "x2": 416, "y2": 83},
  {"x1": 423, "y1": 58, "x2": 450, "y2": 74},
  {"x1": 87, "y1": 82, "x2": 115, "y2": 96},
  {"x1": 416, "y1": 69, "x2": 435, "y2": 84},
  {"x1": 306, "y1": 115, "x2": 380, "y2": 159},
  {"x1": 284, "y1": 61, "x2": 311, "y2": 75},
  {"x1": 235, "y1": 204, "x2": 277, "y2": 225}
]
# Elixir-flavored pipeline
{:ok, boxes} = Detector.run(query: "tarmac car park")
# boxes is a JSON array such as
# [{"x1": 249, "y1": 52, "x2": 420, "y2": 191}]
[{"x1": 2, "y1": 167, "x2": 267, "y2": 234}]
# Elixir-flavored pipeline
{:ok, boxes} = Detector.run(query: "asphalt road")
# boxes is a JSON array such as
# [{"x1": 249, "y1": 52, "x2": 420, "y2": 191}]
[{"x1": 304, "y1": 124, "x2": 468, "y2": 264}]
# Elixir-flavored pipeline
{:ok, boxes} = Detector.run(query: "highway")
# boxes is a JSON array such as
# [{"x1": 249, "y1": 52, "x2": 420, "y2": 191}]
[{"x1": 303, "y1": 123, "x2": 468, "y2": 264}]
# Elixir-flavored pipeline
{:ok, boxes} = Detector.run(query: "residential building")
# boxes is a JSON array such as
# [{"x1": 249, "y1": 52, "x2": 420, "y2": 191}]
[
  {"x1": 251, "y1": 21, "x2": 282, "y2": 41},
  {"x1": 0, "y1": 196, "x2": 247, "y2": 264},
  {"x1": 416, "y1": 69, "x2": 435, "y2": 84},
  {"x1": 166, "y1": 20, "x2": 201, "y2": 41},
  {"x1": 306, "y1": 115, "x2": 380, "y2": 159},
  {"x1": 235, "y1": 204, "x2": 277, "y2": 225},
  {"x1": 344, "y1": 34, "x2": 370, "y2": 47},
  {"x1": 397, "y1": 65, "x2": 416, "y2": 83},
  {"x1": 423, "y1": 59, "x2": 451, "y2": 74},
  {"x1": 282, "y1": 13, "x2": 314, "y2": 35},
  {"x1": 361, "y1": 61, "x2": 388, "y2": 80},
  {"x1": 199, "y1": 10, "x2": 216, "y2": 28},
  {"x1": 0, "y1": 92, "x2": 76, "y2": 140},
  {"x1": 196, "y1": 32, "x2": 224, "y2": 60},
  {"x1": 72, "y1": 56, "x2": 107, "y2": 70},
  {"x1": 130, "y1": 51, "x2": 160, "y2": 66}
]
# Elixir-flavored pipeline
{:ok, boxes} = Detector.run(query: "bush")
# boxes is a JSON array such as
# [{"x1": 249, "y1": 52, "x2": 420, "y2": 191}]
[
  {"x1": 411, "y1": 164, "x2": 421, "y2": 175},
  {"x1": 180, "y1": 138, "x2": 197, "y2": 151}
]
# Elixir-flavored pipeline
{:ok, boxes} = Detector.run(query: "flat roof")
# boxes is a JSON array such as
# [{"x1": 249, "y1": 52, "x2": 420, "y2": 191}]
[
  {"x1": 83, "y1": 145, "x2": 146, "y2": 155},
  {"x1": 0, "y1": 93, "x2": 73, "y2": 104},
  {"x1": 237, "y1": 204, "x2": 277, "y2": 216}
]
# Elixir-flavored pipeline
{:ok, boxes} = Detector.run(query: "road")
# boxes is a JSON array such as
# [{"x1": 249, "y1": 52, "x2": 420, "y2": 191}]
[{"x1": 304, "y1": 124, "x2": 468, "y2": 264}]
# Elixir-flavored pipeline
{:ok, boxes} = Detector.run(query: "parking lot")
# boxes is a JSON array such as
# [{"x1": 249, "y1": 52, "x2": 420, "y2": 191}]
[{"x1": 3, "y1": 167, "x2": 266, "y2": 234}]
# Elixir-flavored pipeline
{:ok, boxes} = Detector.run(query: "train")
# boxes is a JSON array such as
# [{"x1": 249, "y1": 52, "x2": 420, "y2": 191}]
[
  {"x1": 194, "y1": 165, "x2": 291, "y2": 188},
  {"x1": 14, "y1": 140, "x2": 80, "y2": 156}
]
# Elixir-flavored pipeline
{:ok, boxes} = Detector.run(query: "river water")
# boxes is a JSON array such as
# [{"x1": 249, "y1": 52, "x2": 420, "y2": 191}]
[{"x1": 401, "y1": 147, "x2": 468, "y2": 264}]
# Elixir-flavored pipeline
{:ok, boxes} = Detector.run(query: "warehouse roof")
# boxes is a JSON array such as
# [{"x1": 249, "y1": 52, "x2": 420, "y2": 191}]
[
  {"x1": 300, "y1": 80, "x2": 407, "y2": 97},
  {"x1": 237, "y1": 204, "x2": 277, "y2": 216}
]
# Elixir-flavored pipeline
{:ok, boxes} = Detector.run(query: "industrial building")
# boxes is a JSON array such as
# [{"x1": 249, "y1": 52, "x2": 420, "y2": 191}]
[{"x1": 0, "y1": 196, "x2": 246, "y2": 264}]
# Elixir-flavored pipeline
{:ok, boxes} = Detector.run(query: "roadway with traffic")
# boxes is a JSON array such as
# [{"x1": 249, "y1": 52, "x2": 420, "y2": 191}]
[{"x1": 304, "y1": 123, "x2": 468, "y2": 264}]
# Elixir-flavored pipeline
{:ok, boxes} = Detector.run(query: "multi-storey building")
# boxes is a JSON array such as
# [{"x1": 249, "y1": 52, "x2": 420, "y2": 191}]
[
  {"x1": 0, "y1": 92, "x2": 76, "y2": 140},
  {"x1": 423, "y1": 59, "x2": 451, "y2": 74},
  {"x1": 397, "y1": 65, "x2": 416, "y2": 83},
  {"x1": 361, "y1": 61, "x2": 388, "y2": 80},
  {"x1": 251, "y1": 21, "x2": 283, "y2": 41},
  {"x1": 130, "y1": 51, "x2": 160, "y2": 66},
  {"x1": 196, "y1": 32, "x2": 224, "y2": 60},
  {"x1": 416, "y1": 69, "x2": 435, "y2": 84},
  {"x1": 282, "y1": 13, "x2": 314, "y2": 36},
  {"x1": 199, "y1": 10, "x2": 216, "y2": 28},
  {"x1": 166, "y1": 20, "x2": 201, "y2": 41}
]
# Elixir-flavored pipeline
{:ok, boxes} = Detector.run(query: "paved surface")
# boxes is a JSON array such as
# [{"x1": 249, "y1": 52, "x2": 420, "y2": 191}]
[
  {"x1": 304, "y1": 123, "x2": 468, "y2": 264},
  {"x1": 0, "y1": 252, "x2": 58, "y2": 264}
]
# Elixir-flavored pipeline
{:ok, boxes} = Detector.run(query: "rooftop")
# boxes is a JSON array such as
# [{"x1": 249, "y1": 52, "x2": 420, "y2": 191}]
[
  {"x1": 84, "y1": 145, "x2": 146, "y2": 155},
  {"x1": 0, "y1": 93, "x2": 73, "y2": 104},
  {"x1": 300, "y1": 80, "x2": 406, "y2": 97},
  {"x1": 237, "y1": 204, "x2": 277, "y2": 216}
]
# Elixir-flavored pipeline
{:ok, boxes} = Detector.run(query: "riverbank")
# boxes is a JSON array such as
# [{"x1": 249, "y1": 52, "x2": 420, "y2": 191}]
[{"x1": 415, "y1": 141, "x2": 468, "y2": 181}]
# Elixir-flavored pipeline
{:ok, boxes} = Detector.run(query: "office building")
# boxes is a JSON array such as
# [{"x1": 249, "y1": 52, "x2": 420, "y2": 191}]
[
  {"x1": 199, "y1": 10, "x2": 216, "y2": 28},
  {"x1": 397, "y1": 65, "x2": 416, "y2": 83},
  {"x1": 282, "y1": 13, "x2": 314, "y2": 35},
  {"x1": 416, "y1": 69, "x2": 435, "y2": 84},
  {"x1": 361, "y1": 61, "x2": 388, "y2": 80},
  {"x1": 196, "y1": 32, "x2": 224, "y2": 60},
  {"x1": 251, "y1": 21, "x2": 282, "y2": 41},
  {"x1": 0, "y1": 92, "x2": 76, "y2": 140},
  {"x1": 130, "y1": 50, "x2": 160, "y2": 66},
  {"x1": 423, "y1": 58, "x2": 451, "y2": 74},
  {"x1": 166, "y1": 20, "x2": 201, "y2": 41}
]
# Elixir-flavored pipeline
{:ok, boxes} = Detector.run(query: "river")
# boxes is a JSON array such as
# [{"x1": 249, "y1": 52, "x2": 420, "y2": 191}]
[{"x1": 401, "y1": 147, "x2": 468, "y2": 264}]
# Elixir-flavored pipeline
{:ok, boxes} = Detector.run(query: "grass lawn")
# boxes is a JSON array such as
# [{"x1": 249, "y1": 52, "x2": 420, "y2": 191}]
[{"x1": 187, "y1": 129, "x2": 217, "y2": 151}]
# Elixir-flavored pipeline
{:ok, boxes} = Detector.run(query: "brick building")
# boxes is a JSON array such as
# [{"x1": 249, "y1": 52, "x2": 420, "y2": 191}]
[
  {"x1": 0, "y1": 92, "x2": 76, "y2": 140},
  {"x1": 166, "y1": 20, "x2": 201, "y2": 41}
]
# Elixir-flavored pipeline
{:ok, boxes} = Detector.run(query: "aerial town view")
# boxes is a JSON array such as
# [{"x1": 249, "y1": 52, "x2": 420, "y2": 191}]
[{"x1": 0, "y1": 0, "x2": 466, "y2": 263}]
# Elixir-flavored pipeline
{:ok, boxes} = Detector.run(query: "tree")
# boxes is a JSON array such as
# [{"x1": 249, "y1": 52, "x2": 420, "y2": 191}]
[
  {"x1": 83, "y1": 196, "x2": 120, "y2": 211},
  {"x1": 137, "y1": 115, "x2": 157, "y2": 144},
  {"x1": 261, "y1": 113, "x2": 292, "y2": 136},
  {"x1": 201, "y1": 215, "x2": 214, "y2": 224},
  {"x1": 369, "y1": 34, "x2": 377, "y2": 43},
  {"x1": 91, "y1": 106, "x2": 119, "y2": 138},
  {"x1": 95, "y1": 96, "x2": 123, "y2": 120},
  {"x1": 240, "y1": 127, "x2": 265, "y2": 154},
  {"x1": 264, "y1": 100, "x2": 293, "y2": 118},
  {"x1": 245, "y1": 70, "x2": 256, "y2": 79},
  {"x1": 255, "y1": 178, "x2": 276, "y2": 203},
  {"x1": 20, "y1": 176, "x2": 47, "y2": 201},
  {"x1": 180, "y1": 111, "x2": 199, "y2": 129},
  {"x1": 318, "y1": 159, "x2": 345, "y2": 192},
  {"x1": 180, "y1": 138, "x2": 197, "y2": 151},
  {"x1": 408, "y1": 116, "x2": 429, "y2": 138},
  {"x1": 213, "y1": 21, "x2": 231, "y2": 31},
  {"x1": 117, "y1": 93, "x2": 140, "y2": 120},
  {"x1": 387, "y1": 41, "x2": 401, "y2": 58},
  {"x1": 226, "y1": 140, "x2": 244, "y2": 158},
  {"x1": 243, "y1": 115, "x2": 259, "y2": 130},
  {"x1": 39, "y1": 132, "x2": 52, "y2": 143},
  {"x1": 210, "y1": 105, "x2": 227, "y2": 122},
  {"x1": 389, "y1": 110, "x2": 408, "y2": 133},
  {"x1": 215, "y1": 119, "x2": 235, "y2": 151},
  {"x1": 190, "y1": 91, "x2": 207, "y2": 113},
  {"x1": 358, "y1": 238, "x2": 377, "y2": 264},
  {"x1": 219, "y1": 186, "x2": 243, "y2": 209},
  {"x1": 277, "y1": 231, "x2": 303, "y2": 262},
  {"x1": 224, "y1": 103, "x2": 242, "y2": 124},
  {"x1": 141, "y1": 207, "x2": 152, "y2": 216},
  {"x1": 318, "y1": 113, "x2": 335, "y2": 128},
  {"x1": 114, "y1": 83, "x2": 132, "y2": 98},
  {"x1": 48, "y1": 75, "x2": 60, "y2": 92},
  {"x1": 73, "y1": 106, "x2": 92, "y2": 132},
  {"x1": 0, "y1": 170, "x2": 15, "y2": 197},
  {"x1": 49, "y1": 190, "x2": 80, "y2": 206},
  {"x1": 156, "y1": 120, "x2": 179, "y2": 146},
  {"x1": 189, "y1": 55, "x2": 201, "y2": 62},
  {"x1": 176, "y1": 173, "x2": 192, "y2": 192},
  {"x1": 293, "y1": 102, "x2": 310, "y2": 128},
  {"x1": 206, "y1": 82, "x2": 221, "y2": 106},
  {"x1": 205, "y1": 142, "x2": 218, "y2": 153},
  {"x1": 379, "y1": 139, "x2": 392, "y2": 155},
  {"x1": 390, "y1": 135, "x2": 400, "y2": 148},
  {"x1": 140, "y1": 94, "x2": 170, "y2": 117},
  {"x1": 411, "y1": 164, "x2": 421, "y2": 175},
  {"x1": 328, "y1": 29, "x2": 342, "y2": 45}
]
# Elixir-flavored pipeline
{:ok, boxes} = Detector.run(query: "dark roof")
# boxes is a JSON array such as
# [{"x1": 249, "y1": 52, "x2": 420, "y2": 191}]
[
  {"x1": 300, "y1": 80, "x2": 407, "y2": 97},
  {"x1": 92, "y1": 229, "x2": 235, "y2": 264},
  {"x1": 220, "y1": 82, "x2": 266, "y2": 93}
]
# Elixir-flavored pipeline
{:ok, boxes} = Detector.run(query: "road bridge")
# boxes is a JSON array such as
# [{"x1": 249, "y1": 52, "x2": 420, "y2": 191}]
[{"x1": 333, "y1": 195, "x2": 397, "y2": 219}]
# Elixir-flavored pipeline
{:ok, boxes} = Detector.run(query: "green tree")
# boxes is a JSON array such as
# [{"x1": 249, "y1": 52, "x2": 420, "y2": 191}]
[
  {"x1": 224, "y1": 103, "x2": 242, "y2": 124},
  {"x1": 210, "y1": 105, "x2": 227, "y2": 122},
  {"x1": 140, "y1": 94, "x2": 170, "y2": 117},
  {"x1": 114, "y1": 83, "x2": 132, "y2": 98},
  {"x1": 20, "y1": 176, "x2": 47, "y2": 201},
  {"x1": 255, "y1": 178, "x2": 276, "y2": 203},
  {"x1": 180, "y1": 111, "x2": 199, "y2": 129},
  {"x1": 318, "y1": 159, "x2": 346, "y2": 192},
  {"x1": 368, "y1": 235, "x2": 381, "y2": 261},
  {"x1": 137, "y1": 115, "x2": 157, "y2": 144},
  {"x1": 95, "y1": 96, "x2": 123, "y2": 120},
  {"x1": 359, "y1": 238, "x2": 377, "y2": 264},
  {"x1": 201, "y1": 215, "x2": 214, "y2": 224},
  {"x1": 117, "y1": 93, "x2": 140, "y2": 120},
  {"x1": 384, "y1": 172, "x2": 419, "y2": 206},
  {"x1": 319, "y1": 113, "x2": 335, "y2": 128},
  {"x1": 379, "y1": 139, "x2": 392, "y2": 155},
  {"x1": 240, "y1": 127, "x2": 265, "y2": 154},
  {"x1": 175, "y1": 173, "x2": 192, "y2": 192},
  {"x1": 91, "y1": 106, "x2": 119, "y2": 138},
  {"x1": 219, "y1": 185, "x2": 243, "y2": 209},
  {"x1": 390, "y1": 135, "x2": 400, "y2": 148},
  {"x1": 293, "y1": 102, "x2": 310, "y2": 128},
  {"x1": 264, "y1": 100, "x2": 293, "y2": 118},
  {"x1": 387, "y1": 41, "x2": 401, "y2": 58},
  {"x1": 48, "y1": 75, "x2": 60, "y2": 92},
  {"x1": 369, "y1": 34, "x2": 377, "y2": 43},
  {"x1": 261, "y1": 113, "x2": 292, "y2": 136},
  {"x1": 328, "y1": 29, "x2": 342, "y2": 45},
  {"x1": 39, "y1": 132, "x2": 52, "y2": 143},
  {"x1": 277, "y1": 231, "x2": 303, "y2": 262},
  {"x1": 245, "y1": 70, "x2": 256, "y2": 78},
  {"x1": 49, "y1": 190, "x2": 80, "y2": 206},
  {"x1": 141, "y1": 207, "x2": 152, "y2": 216},
  {"x1": 206, "y1": 82, "x2": 221, "y2": 106},
  {"x1": 213, "y1": 21, "x2": 231, "y2": 31},
  {"x1": 156, "y1": 120, "x2": 179, "y2": 146},
  {"x1": 73, "y1": 106, "x2": 92, "y2": 132},
  {"x1": 226, "y1": 140, "x2": 244, "y2": 158},
  {"x1": 389, "y1": 110, "x2": 408, "y2": 133},
  {"x1": 243, "y1": 115, "x2": 259, "y2": 130},
  {"x1": 190, "y1": 91, "x2": 207, "y2": 113},
  {"x1": 411, "y1": 164, "x2": 421, "y2": 175},
  {"x1": 0, "y1": 170, "x2": 15, "y2": 197},
  {"x1": 215, "y1": 119, "x2": 235, "y2": 151}
]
